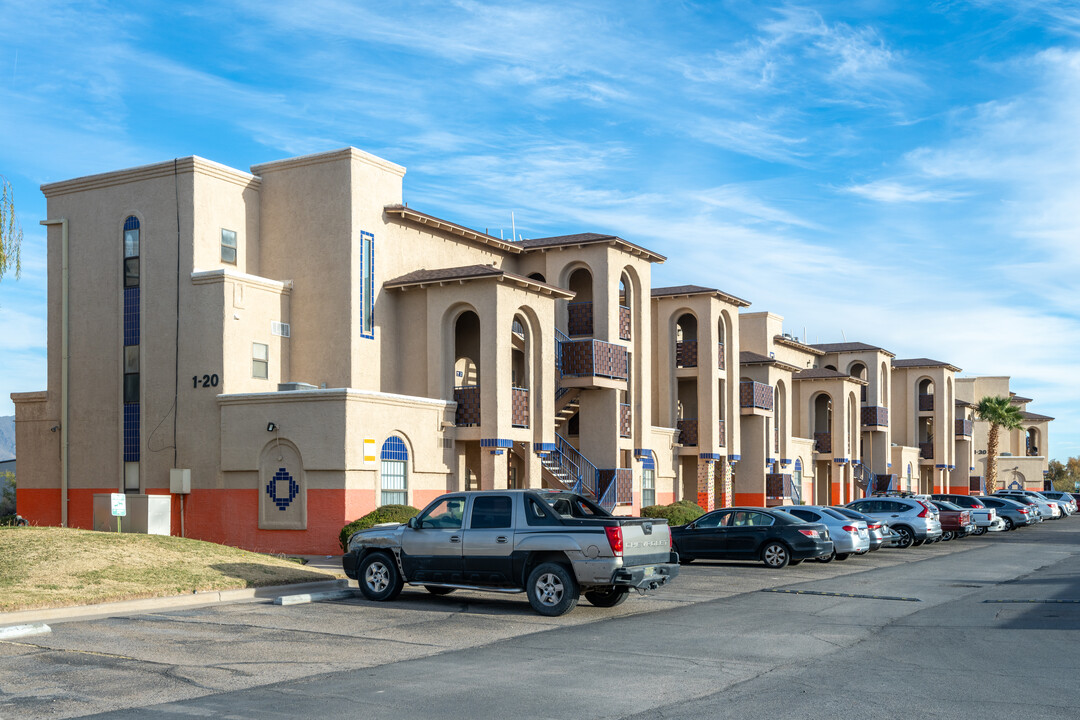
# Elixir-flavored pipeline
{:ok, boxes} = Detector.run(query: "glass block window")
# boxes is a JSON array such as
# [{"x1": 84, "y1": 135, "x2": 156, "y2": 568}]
[
  {"x1": 642, "y1": 468, "x2": 656, "y2": 508},
  {"x1": 361, "y1": 231, "x2": 374, "y2": 337},
  {"x1": 124, "y1": 462, "x2": 139, "y2": 491},
  {"x1": 380, "y1": 436, "x2": 408, "y2": 505},
  {"x1": 252, "y1": 342, "x2": 268, "y2": 379},
  {"x1": 123, "y1": 287, "x2": 140, "y2": 346},
  {"x1": 122, "y1": 216, "x2": 141, "y2": 489},
  {"x1": 123, "y1": 403, "x2": 140, "y2": 462},
  {"x1": 221, "y1": 228, "x2": 237, "y2": 264}
]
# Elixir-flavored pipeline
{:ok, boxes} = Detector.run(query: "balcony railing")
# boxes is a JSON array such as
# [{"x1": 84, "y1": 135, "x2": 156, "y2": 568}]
[
  {"x1": 861, "y1": 406, "x2": 889, "y2": 427},
  {"x1": 969, "y1": 475, "x2": 984, "y2": 492},
  {"x1": 919, "y1": 394, "x2": 934, "y2": 412},
  {"x1": 677, "y1": 418, "x2": 698, "y2": 446},
  {"x1": 718, "y1": 342, "x2": 725, "y2": 371},
  {"x1": 561, "y1": 339, "x2": 628, "y2": 380},
  {"x1": 511, "y1": 387, "x2": 529, "y2": 428},
  {"x1": 597, "y1": 468, "x2": 633, "y2": 510},
  {"x1": 619, "y1": 403, "x2": 632, "y2": 438},
  {"x1": 676, "y1": 339, "x2": 698, "y2": 368},
  {"x1": 919, "y1": 442, "x2": 934, "y2": 460},
  {"x1": 873, "y1": 474, "x2": 896, "y2": 494},
  {"x1": 766, "y1": 474, "x2": 800, "y2": 503},
  {"x1": 454, "y1": 386, "x2": 480, "y2": 427},
  {"x1": 619, "y1": 305, "x2": 631, "y2": 341},
  {"x1": 814, "y1": 432, "x2": 831, "y2": 453},
  {"x1": 955, "y1": 419, "x2": 972, "y2": 437},
  {"x1": 740, "y1": 381, "x2": 774, "y2": 411},
  {"x1": 568, "y1": 301, "x2": 593, "y2": 337}
]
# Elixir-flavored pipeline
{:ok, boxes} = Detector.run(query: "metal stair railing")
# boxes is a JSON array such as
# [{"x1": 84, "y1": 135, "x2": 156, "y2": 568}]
[
  {"x1": 555, "y1": 327, "x2": 570, "y2": 402},
  {"x1": 555, "y1": 433, "x2": 599, "y2": 499}
]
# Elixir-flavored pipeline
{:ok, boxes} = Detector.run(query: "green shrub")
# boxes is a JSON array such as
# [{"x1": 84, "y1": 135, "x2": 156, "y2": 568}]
[
  {"x1": 640, "y1": 501, "x2": 705, "y2": 527},
  {"x1": 339, "y1": 505, "x2": 420, "y2": 551}
]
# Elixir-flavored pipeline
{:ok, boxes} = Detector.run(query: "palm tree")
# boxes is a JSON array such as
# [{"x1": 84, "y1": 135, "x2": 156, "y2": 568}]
[{"x1": 975, "y1": 396, "x2": 1024, "y2": 494}]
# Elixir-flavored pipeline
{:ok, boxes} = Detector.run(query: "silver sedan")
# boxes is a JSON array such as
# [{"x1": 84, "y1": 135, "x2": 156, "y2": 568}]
[{"x1": 782, "y1": 506, "x2": 871, "y2": 561}]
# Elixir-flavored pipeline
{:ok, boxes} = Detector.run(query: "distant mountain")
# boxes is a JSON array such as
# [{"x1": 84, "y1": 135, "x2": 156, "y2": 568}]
[{"x1": 0, "y1": 416, "x2": 14, "y2": 461}]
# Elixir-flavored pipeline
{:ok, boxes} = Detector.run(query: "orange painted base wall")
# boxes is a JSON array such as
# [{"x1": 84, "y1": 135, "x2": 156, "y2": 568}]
[
  {"x1": 734, "y1": 492, "x2": 765, "y2": 507},
  {"x1": 947, "y1": 485, "x2": 971, "y2": 495}
]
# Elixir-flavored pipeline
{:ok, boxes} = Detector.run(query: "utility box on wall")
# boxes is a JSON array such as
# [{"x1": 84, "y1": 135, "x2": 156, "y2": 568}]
[
  {"x1": 93, "y1": 494, "x2": 171, "y2": 535},
  {"x1": 170, "y1": 468, "x2": 191, "y2": 494}
]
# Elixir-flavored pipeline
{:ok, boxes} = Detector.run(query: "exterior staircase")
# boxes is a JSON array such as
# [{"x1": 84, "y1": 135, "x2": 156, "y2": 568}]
[
  {"x1": 554, "y1": 390, "x2": 580, "y2": 432},
  {"x1": 853, "y1": 462, "x2": 875, "y2": 497}
]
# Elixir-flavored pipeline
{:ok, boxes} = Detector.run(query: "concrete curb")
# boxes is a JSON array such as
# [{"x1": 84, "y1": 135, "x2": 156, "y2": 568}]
[
  {"x1": 274, "y1": 589, "x2": 358, "y2": 606},
  {"x1": 0, "y1": 579, "x2": 351, "y2": 627}
]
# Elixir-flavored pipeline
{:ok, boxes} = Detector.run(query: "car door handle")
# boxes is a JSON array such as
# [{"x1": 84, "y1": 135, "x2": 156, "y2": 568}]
[
  {"x1": 449, "y1": 535, "x2": 461, "y2": 543},
  {"x1": 496, "y1": 536, "x2": 508, "y2": 543}
]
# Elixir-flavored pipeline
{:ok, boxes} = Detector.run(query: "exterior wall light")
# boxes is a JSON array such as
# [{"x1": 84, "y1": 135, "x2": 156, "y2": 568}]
[{"x1": 267, "y1": 422, "x2": 278, "y2": 432}]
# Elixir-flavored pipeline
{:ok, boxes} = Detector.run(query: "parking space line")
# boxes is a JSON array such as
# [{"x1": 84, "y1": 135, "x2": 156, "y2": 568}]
[
  {"x1": 982, "y1": 599, "x2": 1080, "y2": 604},
  {"x1": 761, "y1": 589, "x2": 921, "y2": 602}
]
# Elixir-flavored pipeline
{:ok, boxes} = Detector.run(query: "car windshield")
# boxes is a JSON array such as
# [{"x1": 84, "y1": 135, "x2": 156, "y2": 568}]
[{"x1": 771, "y1": 509, "x2": 806, "y2": 524}]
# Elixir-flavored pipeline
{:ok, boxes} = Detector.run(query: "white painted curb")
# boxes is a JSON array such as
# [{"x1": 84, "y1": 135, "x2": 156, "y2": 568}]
[
  {"x1": 275, "y1": 589, "x2": 357, "y2": 606},
  {"x1": 0, "y1": 623, "x2": 52, "y2": 639}
]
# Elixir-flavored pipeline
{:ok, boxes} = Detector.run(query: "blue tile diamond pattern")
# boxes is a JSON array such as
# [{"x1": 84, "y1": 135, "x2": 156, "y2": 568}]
[
  {"x1": 266, "y1": 467, "x2": 299, "y2": 510},
  {"x1": 123, "y1": 404, "x2": 140, "y2": 462}
]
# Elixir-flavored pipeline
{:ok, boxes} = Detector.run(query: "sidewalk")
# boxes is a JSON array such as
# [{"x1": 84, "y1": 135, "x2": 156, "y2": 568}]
[{"x1": 1, "y1": 556, "x2": 353, "y2": 628}]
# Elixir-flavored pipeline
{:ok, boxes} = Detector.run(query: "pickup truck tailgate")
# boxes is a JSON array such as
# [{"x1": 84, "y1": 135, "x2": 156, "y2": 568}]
[{"x1": 618, "y1": 518, "x2": 672, "y2": 565}]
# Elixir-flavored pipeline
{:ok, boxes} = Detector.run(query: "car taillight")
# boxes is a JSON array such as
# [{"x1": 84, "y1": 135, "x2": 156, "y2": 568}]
[
  {"x1": 842, "y1": 525, "x2": 858, "y2": 533},
  {"x1": 916, "y1": 502, "x2": 930, "y2": 518},
  {"x1": 604, "y1": 526, "x2": 623, "y2": 556},
  {"x1": 797, "y1": 529, "x2": 820, "y2": 538},
  {"x1": 868, "y1": 523, "x2": 881, "y2": 530},
  {"x1": 1018, "y1": 508, "x2": 1030, "y2": 514},
  {"x1": 668, "y1": 525, "x2": 673, "y2": 549}
]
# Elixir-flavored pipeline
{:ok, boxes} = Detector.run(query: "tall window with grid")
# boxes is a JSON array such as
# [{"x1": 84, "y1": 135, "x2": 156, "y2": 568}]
[
  {"x1": 641, "y1": 453, "x2": 656, "y2": 508},
  {"x1": 380, "y1": 436, "x2": 408, "y2": 505},
  {"x1": 122, "y1": 216, "x2": 140, "y2": 492}
]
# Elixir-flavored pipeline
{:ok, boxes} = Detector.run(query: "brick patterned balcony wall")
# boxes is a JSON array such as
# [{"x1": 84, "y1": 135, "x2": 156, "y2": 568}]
[
  {"x1": 774, "y1": 426, "x2": 779, "y2": 453},
  {"x1": 597, "y1": 468, "x2": 633, "y2": 505},
  {"x1": 873, "y1": 475, "x2": 897, "y2": 494},
  {"x1": 511, "y1": 387, "x2": 529, "y2": 428},
  {"x1": 619, "y1": 403, "x2": 632, "y2": 438},
  {"x1": 619, "y1": 305, "x2": 631, "y2": 341},
  {"x1": 561, "y1": 339, "x2": 629, "y2": 380},
  {"x1": 568, "y1": 302, "x2": 593, "y2": 337},
  {"x1": 955, "y1": 419, "x2": 972, "y2": 437},
  {"x1": 861, "y1": 406, "x2": 889, "y2": 427},
  {"x1": 814, "y1": 432, "x2": 832, "y2": 453},
  {"x1": 969, "y1": 475, "x2": 983, "y2": 492},
  {"x1": 919, "y1": 394, "x2": 934, "y2": 412},
  {"x1": 677, "y1": 418, "x2": 699, "y2": 446},
  {"x1": 718, "y1": 419, "x2": 726, "y2": 445},
  {"x1": 765, "y1": 473, "x2": 793, "y2": 498},
  {"x1": 919, "y1": 442, "x2": 934, "y2": 460},
  {"x1": 739, "y1": 381, "x2": 774, "y2": 411},
  {"x1": 454, "y1": 386, "x2": 481, "y2": 427},
  {"x1": 676, "y1": 340, "x2": 698, "y2": 368},
  {"x1": 717, "y1": 343, "x2": 725, "y2": 371}
]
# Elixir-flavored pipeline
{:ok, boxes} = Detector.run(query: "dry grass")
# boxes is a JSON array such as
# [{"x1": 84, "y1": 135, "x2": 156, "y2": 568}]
[{"x1": 0, "y1": 527, "x2": 343, "y2": 612}]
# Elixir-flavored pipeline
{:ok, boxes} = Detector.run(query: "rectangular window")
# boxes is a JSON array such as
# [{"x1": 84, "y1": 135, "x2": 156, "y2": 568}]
[
  {"x1": 124, "y1": 229, "x2": 139, "y2": 258},
  {"x1": 252, "y1": 342, "x2": 269, "y2": 379},
  {"x1": 124, "y1": 257, "x2": 139, "y2": 288},
  {"x1": 380, "y1": 459, "x2": 407, "y2": 506},
  {"x1": 124, "y1": 462, "x2": 139, "y2": 491},
  {"x1": 361, "y1": 231, "x2": 374, "y2": 337},
  {"x1": 642, "y1": 469, "x2": 656, "y2": 508},
  {"x1": 471, "y1": 496, "x2": 513, "y2": 529},
  {"x1": 221, "y1": 229, "x2": 237, "y2": 264},
  {"x1": 124, "y1": 372, "x2": 140, "y2": 404}
]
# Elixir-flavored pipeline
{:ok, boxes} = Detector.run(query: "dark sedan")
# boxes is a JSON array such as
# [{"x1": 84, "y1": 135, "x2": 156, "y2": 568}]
[
  {"x1": 976, "y1": 495, "x2": 1037, "y2": 530},
  {"x1": 671, "y1": 507, "x2": 833, "y2": 569}
]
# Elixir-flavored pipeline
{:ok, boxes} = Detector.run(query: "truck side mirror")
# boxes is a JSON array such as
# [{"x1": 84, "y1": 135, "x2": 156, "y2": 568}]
[{"x1": 407, "y1": 516, "x2": 419, "y2": 529}]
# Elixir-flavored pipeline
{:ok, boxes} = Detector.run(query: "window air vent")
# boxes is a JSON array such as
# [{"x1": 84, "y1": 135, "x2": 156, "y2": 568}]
[{"x1": 271, "y1": 321, "x2": 291, "y2": 337}]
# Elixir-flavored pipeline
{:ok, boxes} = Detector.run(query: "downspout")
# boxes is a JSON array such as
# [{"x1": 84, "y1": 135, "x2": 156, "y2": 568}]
[{"x1": 41, "y1": 218, "x2": 68, "y2": 527}]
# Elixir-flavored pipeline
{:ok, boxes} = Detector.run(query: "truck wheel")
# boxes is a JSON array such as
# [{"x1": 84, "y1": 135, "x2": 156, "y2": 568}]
[
  {"x1": 526, "y1": 562, "x2": 579, "y2": 617},
  {"x1": 358, "y1": 552, "x2": 403, "y2": 602},
  {"x1": 424, "y1": 586, "x2": 456, "y2": 596},
  {"x1": 584, "y1": 587, "x2": 629, "y2": 608},
  {"x1": 973, "y1": 526, "x2": 987, "y2": 536}
]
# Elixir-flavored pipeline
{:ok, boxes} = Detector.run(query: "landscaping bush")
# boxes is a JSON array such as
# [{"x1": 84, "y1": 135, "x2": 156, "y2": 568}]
[
  {"x1": 640, "y1": 501, "x2": 705, "y2": 527},
  {"x1": 339, "y1": 504, "x2": 420, "y2": 551}
]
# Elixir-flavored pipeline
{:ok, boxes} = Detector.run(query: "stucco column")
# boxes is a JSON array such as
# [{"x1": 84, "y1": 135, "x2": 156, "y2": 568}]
[
  {"x1": 480, "y1": 448, "x2": 509, "y2": 491},
  {"x1": 525, "y1": 445, "x2": 544, "y2": 489},
  {"x1": 696, "y1": 458, "x2": 715, "y2": 512}
]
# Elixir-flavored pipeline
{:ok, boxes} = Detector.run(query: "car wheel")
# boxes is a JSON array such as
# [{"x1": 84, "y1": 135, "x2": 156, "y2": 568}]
[
  {"x1": 358, "y1": 552, "x2": 404, "y2": 602},
  {"x1": 761, "y1": 542, "x2": 790, "y2": 569},
  {"x1": 892, "y1": 526, "x2": 914, "y2": 549},
  {"x1": 424, "y1": 586, "x2": 456, "y2": 596},
  {"x1": 956, "y1": 531, "x2": 968, "y2": 539},
  {"x1": 817, "y1": 550, "x2": 835, "y2": 563},
  {"x1": 941, "y1": 531, "x2": 954, "y2": 542},
  {"x1": 973, "y1": 526, "x2": 987, "y2": 536},
  {"x1": 1004, "y1": 517, "x2": 1015, "y2": 531},
  {"x1": 835, "y1": 553, "x2": 850, "y2": 561},
  {"x1": 526, "y1": 563, "x2": 579, "y2": 617},
  {"x1": 584, "y1": 586, "x2": 630, "y2": 608}
]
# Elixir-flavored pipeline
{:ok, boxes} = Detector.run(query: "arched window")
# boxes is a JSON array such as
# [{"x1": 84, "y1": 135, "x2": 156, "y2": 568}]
[
  {"x1": 122, "y1": 216, "x2": 140, "y2": 492},
  {"x1": 380, "y1": 436, "x2": 408, "y2": 505}
]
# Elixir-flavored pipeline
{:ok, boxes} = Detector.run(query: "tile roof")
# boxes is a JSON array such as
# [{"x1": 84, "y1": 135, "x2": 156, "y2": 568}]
[
  {"x1": 810, "y1": 341, "x2": 895, "y2": 358},
  {"x1": 955, "y1": 398, "x2": 974, "y2": 408},
  {"x1": 739, "y1": 351, "x2": 802, "y2": 372},
  {"x1": 892, "y1": 358, "x2": 962, "y2": 372},
  {"x1": 1010, "y1": 395, "x2": 1033, "y2": 404},
  {"x1": 514, "y1": 233, "x2": 666, "y2": 262},
  {"x1": 793, "y1": 368, "x2": 868, "y2": 383},
  {"x1": 774, "y1": 335, "x2": 825, "y2": 356},
  {"x1": 651, "y1": 285, "x2": 751, "y2": 307},
  {"x1": 1021, "y1": 411, "x2": 1055, "y2": 421},
  {"x1": 384, "y1": 264, "x2": 573, "y2": 298},
  {"x1": 384, "y1": 205, "x2": 522, "y2": 253}
]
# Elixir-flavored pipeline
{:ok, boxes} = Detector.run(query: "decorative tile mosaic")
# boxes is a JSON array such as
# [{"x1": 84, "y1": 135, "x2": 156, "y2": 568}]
[
  {"x1": 123, "y1": 403, "x2": 140, "y2": 462},
  {"x1": 123, "y1": 287, "x2": 140, "y2": 346},
  {"x1": 677, "y1": 417, "x2": 698, "y2": 446},
  {"x1": 919, "y1": 442, "x2": 934, "y2": 460},
  {"x1": 813, "y1": 432, "x2": 831, "y2": 453},
  {"x1": 454, "y1": 386, "x2": 481, "y2": 426},
  {"x1": 511, "y1": 387, "x2": 529, "y2": 428},
  {"x1": 568, "y1": 302, "x2": 593, "y2": 337},
  {"x1": 619, "y1": 305, "x2": 631, "y2": 341},
  {"x1": 266, "y1": 467, "x2": 299, "y2": 510},
  {"x1": 619, "y1": 403, "x2": 632, "y2": 438},
  {"x1": 861, "y1": 406, "x2": 889, "y2": 427},
  {"x1": 380, "y1": 436, "x2": 409, "y2": 461},
  {"x1": 739, "y1": 381, "x2": 774, "y2": 410},
  {"x1": 675, "y1": 340, "x2": 698, "y2": 368},
  {"x1": 919, "y1": 394, "x2": 934, "y2": 412}
]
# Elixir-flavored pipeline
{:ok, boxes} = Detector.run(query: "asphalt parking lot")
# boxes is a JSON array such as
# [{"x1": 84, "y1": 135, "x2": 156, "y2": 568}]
[{"x1": 3, "y1": 520, "x2": 1079, "y2": 719}]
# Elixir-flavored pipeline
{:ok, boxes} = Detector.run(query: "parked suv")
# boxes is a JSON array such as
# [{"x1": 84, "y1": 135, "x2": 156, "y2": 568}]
[
  {"x1": 845, "y1": 497, "x2": 942, "y2": 548},
  {"x1": 1040, "y1": 491, "x2": 1077, "y2": 516}
]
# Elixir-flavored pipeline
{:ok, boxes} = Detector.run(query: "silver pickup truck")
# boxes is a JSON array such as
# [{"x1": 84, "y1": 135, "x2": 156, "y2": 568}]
[{"x1": 342, "y1": 489, "x2": 679, "y2": 616}]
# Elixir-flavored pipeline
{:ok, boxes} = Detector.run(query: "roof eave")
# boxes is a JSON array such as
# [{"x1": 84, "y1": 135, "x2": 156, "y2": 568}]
[{"x1": 386, "y1": 205, "x2": 522, "y2": 254}]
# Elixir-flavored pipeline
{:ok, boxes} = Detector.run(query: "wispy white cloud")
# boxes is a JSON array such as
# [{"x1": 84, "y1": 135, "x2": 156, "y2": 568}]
[{"x1": 844, "y1": 180, "x2": 970, "y2": 203}]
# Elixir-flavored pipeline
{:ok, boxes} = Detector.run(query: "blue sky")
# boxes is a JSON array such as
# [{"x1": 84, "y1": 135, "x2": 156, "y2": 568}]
[{"x1": 1, "y1": 0, "x2": 1077, "y2": 460}]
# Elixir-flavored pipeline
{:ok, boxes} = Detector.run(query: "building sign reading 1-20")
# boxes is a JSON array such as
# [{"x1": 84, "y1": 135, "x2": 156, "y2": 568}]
[{"x1": 193, "y1": 374, "x2": 220, "y2": 388}]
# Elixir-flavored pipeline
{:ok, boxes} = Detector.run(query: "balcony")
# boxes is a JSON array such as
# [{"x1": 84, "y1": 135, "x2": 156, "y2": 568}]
[
  {"x1": 677, "y1": 418, "x2": 698, "y2": 447},
  {"x1": 619, "y1": 403, "x2": 632, "y2": 438},
  {"x1": 814, "y1": 432, "x2": 831, "y2": 454},
  {"x1": 766, "y1": 473, "x2": 800, "y2": 505},
  {"x1": 560, "y1": 339, "x2": 628, "y2": 386},
  {"x1": 955, "y1": 419, "x2": 972, "y2": 438},
  {"x1": 597, "y1": 468, "x2": 633, "y2": 509},
  {"x1": 740, "y1": 381, "x2": 774, "y2": 412},
  {"x1": 872, "y1": 474, "x2": 896, "y2": 494},
  {"x1": 718, "y1": 342, "x2": 725, "y2": 371},
  {"x1": 511, "y1": 387, "x2": 529, "y2": 428},
  {"x1": 919, "y1": 394, "x2": 934, "y2": 412},
  {"x1": 919, "y1": 442, "x2": 934, "y2": 460},
  {"x1": 619, "y1": 305, "x2": 631, "y2": 341},
  {"x1": 568, "y1": 301, "x2": 593, "y2": 337},
  {"x1": 454, "y1": 386, "x2": 480, "y2": 427},
  {"x1": 861, "y1": 406, "x2": 889, "y2": 428},
  {"x1": 676, "y1": 339, "x2": 698, "y2": 368},
  {"x1": 969, "y1": 475, "x2": 984, "y2": 492}
]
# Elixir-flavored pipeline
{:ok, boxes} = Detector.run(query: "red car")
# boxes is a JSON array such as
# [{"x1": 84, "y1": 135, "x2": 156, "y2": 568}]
[{"x1": 930, "y1": 500, "x2": 975, "y2": 541}]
